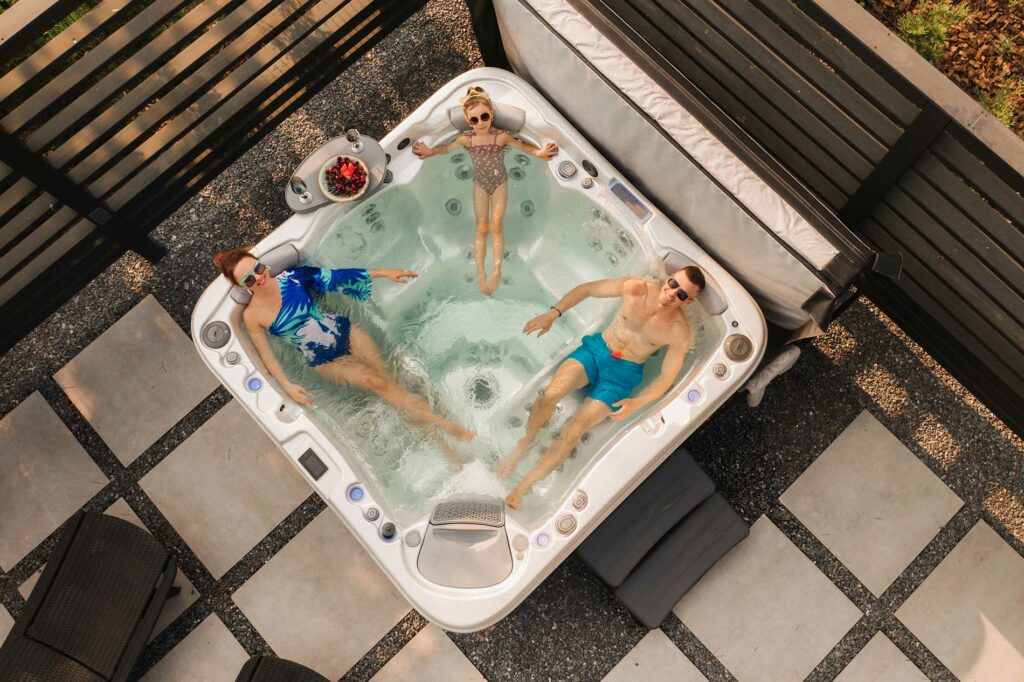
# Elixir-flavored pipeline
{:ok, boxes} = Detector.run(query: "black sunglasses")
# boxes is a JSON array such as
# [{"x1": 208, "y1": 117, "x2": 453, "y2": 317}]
[
  {"x1": 468, "y1": 111, "x2": 491, "y2": 125},
  {"x1": 240, "y1": 261, "x2": 267, "y2": 287},
  {"x1": 666, "y1": 277, "x2": 690, "y2": 302}
]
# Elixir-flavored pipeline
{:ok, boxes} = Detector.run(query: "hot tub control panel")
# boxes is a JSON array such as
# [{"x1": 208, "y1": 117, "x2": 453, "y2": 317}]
[{"x1": 298, "y1": 448, "x2": 328, "y2": 480}]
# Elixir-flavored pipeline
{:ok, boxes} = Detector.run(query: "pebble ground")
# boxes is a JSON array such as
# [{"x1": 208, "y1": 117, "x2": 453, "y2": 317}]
[{"x1": 1, "y1": 2, "x2": 1021, "y2": 680}]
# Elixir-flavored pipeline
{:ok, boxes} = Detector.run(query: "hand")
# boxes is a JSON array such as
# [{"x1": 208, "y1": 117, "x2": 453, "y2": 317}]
[
  {"x1": 609, "y1": 397, "x2": 644, "y2": 421},
  {"x1": 412, "y1": 141, "x2": 432, "y2": 159},
  {"x1": 523, "y1": 309, "x2": 558, "y2": 337},
  {"x1": 286, "y1": 382, "x2": 314, "y2": 406},
  {"x1": 378, "y1": 268, "x2": 418, "y2": 283},
  {"x1": 534, "y1": 142, "x2": 558, "y2": 160}
]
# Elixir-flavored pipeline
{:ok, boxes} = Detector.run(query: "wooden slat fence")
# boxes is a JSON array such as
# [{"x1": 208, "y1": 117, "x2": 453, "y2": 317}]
[
  {"x1": 0, "y1": 0, "x2": 426, "y2": 352},
  {"x1": 571, "y1": 0, "x2": 1024, "y2": 434}
]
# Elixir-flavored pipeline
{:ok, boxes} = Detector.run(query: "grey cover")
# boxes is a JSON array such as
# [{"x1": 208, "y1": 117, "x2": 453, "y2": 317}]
[
  {"x1": 614, "y1": 493, "x2": 749, "y2": 628},
  {"x1": 447, "y1": 103, "x2": 526, "y2": 132},
  {"x1": 576, "y1": 448, "x2": 714, "y2": 587},
  {"x1": 494, "y1": 0, "x2": 833, "y2": 329},
  {"x1": 230, "y1": 243, "x2": 301, "y2": 304},
  {"x1": 235, "y1": 655, "x2": 330, "y2": 682}
]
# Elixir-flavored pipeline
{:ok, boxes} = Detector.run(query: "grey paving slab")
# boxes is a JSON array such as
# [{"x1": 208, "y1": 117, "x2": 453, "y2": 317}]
[
  {"x1": 780, "y1": 410, "x2": 963, "y2": 596},
  {"x1": 0, "y1": 391, "x2": 106, "y2": 568},
  {"x1": 602, "y1": 629, "x2": 707, "y2": 682},
  {"x1": 897, "y1": 521, "x2": 1024, "y2": 681},
  {"x1": 0, "y1": 605, "x2": 13, "y2": 642},
  {"x1": 141, "y1": 400, "x2": 309, "y2": 578},
  {"x1": 370, "y1": 624, "x2": 485, "y2": 682},
  {"x1": 233, "y1": 511, "x2": 409, "y2": 679},
  {"x1": 17, "y1": 498, "x2": 199, "y2": 639},
  {"x1": 674, "y1": 517, "x2": 861, "y2": 682},
  {"x1": 834, "y1": 633, "x2": 928, "y2": 682},
  {"x1": 140, "y1": 615, "x2": 249, "y2": 681},
  {"x1": 54, "y1": 295, "x2": 218, "y2": 464}
]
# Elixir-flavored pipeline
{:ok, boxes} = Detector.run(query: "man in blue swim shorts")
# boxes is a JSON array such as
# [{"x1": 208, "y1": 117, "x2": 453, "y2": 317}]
[{"x1": 499, "y1": 266, "x2": 706, "y2": 509}]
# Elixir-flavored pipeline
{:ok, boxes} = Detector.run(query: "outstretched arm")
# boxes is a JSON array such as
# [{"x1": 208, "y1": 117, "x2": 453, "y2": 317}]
[
  {"x1": 499, "y1": 132, "x2": 557, "y2": 160},
  {"x1": 245, "y1": 318, "x2": 313, "y2": 406},
  {"x1": 610, "y1": 335, "x2": 690, "y2": 421},
  {"x1": 523, "y1": 277, "x2": 638, "y2": 336},
  {"x1": 412, "y1": 134, "x2": 468, "y2": 159}
]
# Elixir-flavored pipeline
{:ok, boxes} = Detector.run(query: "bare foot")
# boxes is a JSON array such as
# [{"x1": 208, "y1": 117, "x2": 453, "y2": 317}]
[
  {"x1": 497, "y1": 438, "x2": 530, "y2": 480},
  {"x1": 487, "y1": 269, "x2": 501, "y2": 294},
  {"x1": 477, "y1": 268, "x2": 491, "y2": 296},
  {"x1": 505, "y1": 491, "x2": 522, "y2": 510}
]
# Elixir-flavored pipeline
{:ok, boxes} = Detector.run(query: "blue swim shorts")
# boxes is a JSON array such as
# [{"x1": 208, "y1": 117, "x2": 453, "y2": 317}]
[{"x1": 567, "y1": 333, "x2": 645, "y2": 411}]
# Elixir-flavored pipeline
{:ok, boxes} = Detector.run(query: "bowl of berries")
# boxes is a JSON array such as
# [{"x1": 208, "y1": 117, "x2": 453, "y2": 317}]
[{"x1": 319, "y1": 155, "x2": 369, "y2": 202}]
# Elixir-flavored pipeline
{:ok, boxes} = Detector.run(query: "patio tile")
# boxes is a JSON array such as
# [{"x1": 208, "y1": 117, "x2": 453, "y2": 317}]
[
  {"x1": 834, "y1": 633, "x2": 927, "y2": 682},
  {"x1": 602, "y1": 630, "x2": 706, "y2": 682},
  {"x1": 0, "y1": 606, "x2": 13, "y2": 641},
  {"x1": 371, "y1": 624, "x2": 485, "y2": 682},
  {"x1": 140, "y1": 400, "x2": 309, "y2": 577},
  {"x1": 674, "y1": 517, "x2": 861, "y2": 682},
  {"x1": 780, "y1": 411, "x2": 962, "y2": 596},
  {"x1": 0, "y1": 391, "x2": 106, "y2": 568},
  {"x1": 896, "y1": 521, "x2": 1024, "y2": 681},
  {"x1": 17, "y1": 498, "x2": 199, "y2": 639},
  {"x1": 141, "y1": 615, "x2": 248, "y2": 681},
  {"x1": 233, "y1": 511, "x2": 409, "y2": 679},
  {"x1": 54, "y1": 295, "x2": 218, "y2": 464}
]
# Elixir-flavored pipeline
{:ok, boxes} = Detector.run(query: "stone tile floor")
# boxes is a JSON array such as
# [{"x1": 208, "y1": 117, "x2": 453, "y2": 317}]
[{"x1": 1, "y1": 1, "x2": 1023, "y2": 680}]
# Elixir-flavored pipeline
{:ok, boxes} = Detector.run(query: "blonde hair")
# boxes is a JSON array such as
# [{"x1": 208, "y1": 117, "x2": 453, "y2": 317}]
[{"x1": 461, "y1": 85, "x2": 493, "y2": 114}]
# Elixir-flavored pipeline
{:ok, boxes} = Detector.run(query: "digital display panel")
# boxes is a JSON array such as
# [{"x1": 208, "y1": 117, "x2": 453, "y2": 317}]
[{"x1": 609, "y1": 179, "x2": 651, "y2": 221}]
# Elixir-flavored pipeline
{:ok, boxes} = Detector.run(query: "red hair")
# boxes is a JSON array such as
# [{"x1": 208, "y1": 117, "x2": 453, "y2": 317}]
[{"x1": 212, "y1": 247, "x2": 256, "y2": 285}]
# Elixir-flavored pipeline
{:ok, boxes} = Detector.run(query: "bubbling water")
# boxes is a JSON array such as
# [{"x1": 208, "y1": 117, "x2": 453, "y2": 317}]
[{"x1": 266, "y1": 153, "x2": 715, "y2": 528}]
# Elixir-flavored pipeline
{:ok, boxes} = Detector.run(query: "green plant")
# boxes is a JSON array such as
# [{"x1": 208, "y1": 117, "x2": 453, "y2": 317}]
[
  {"x1": 981, "y1": 81, "x2": 1023, "y2": 128},
  {"x1": 996, "y1": 33, "x2": 1018, "y2": 57},
  {"x1": 896, "y1": 1, "x2": 975, "y2": 63}
]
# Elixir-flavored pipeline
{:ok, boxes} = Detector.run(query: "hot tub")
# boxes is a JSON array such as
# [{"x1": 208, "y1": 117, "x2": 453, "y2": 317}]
[{"x1": 191, "y1": 69, "x2": 765, "y2": 631}]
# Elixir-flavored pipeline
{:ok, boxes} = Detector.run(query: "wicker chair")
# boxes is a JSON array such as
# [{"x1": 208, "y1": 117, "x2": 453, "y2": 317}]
[
  {"x1": 0, "y1": 512, "x2": 176, "y2": 681},
  {"x1": 235, "y1": 655, "x2": 330, "y2": 682}
]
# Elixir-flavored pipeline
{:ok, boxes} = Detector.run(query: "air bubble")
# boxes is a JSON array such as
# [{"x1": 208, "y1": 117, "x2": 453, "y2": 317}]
[
  {"x1": 455, "y1": 165, "x2": 473, "y2": 181},
  {"x1": 520, "y1": 200, "x2": 535, "y2": 217},
  {"x1": 606, "y1": 253, "x2": 619, "y2": 266},
  {"x1": 445, "y1": 198, "x2": 462, "y2": 215},
  {"x1": 509, "y1": 167, "x2": 526, "y2": 181}
]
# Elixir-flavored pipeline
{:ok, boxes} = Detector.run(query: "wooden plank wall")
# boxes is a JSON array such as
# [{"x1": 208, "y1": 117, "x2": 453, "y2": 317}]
[
  {"x1": 0, "y1": 0, "x2": 426, "y2": 351},
  {"x1": 572, "y1": 0, "x2": 1024, "y2": 434}
]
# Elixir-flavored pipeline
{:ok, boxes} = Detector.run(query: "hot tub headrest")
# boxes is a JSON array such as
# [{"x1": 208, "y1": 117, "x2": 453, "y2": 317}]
[
  {"x1": 663, "y1": 252, "x2": 729, "y2": 316},
  {"x1": 447, "y1": 103, "x2": 525, "y2": 133},
  {"x1": 229, "y1": 243, "x2": 301, "y2": 305}
]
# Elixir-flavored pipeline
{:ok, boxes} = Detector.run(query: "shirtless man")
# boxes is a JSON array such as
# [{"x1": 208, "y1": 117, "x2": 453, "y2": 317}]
[{"x1": 499, "y1": 266, "x2": 706, "y2": 509}]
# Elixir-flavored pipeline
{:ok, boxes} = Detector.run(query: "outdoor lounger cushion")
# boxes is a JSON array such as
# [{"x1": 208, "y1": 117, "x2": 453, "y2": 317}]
[
  {"x1": 576, "y1": 447, "x2": 715, "y2": 587},
  {"x1": 0, "y1": 512, "x2": 175, "y2": 682},
  {"x1": 614, "y1": 493, "x2": 749, "y2": 628},
  {"x1": 236, "y1": 655, "x2": 331, "y2": 682}
]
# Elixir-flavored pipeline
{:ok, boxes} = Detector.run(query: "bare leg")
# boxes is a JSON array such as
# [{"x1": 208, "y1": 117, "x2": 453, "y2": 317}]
[
  {"x1": 486, "y1": 182, "x2": 508, "y2": 294},
  {"x1": 506, "y1": 398, "x2": 611, "y2": 509},
  {"x1": 347, "y1": 324, "x2": 396, "y2": 381},
  {"x1": 316, "y1": 357, "x2": 474, "y2": 448},
  {"x1": 472, "y1": 184, "x2": 491, "y2": 295},
  {"x1": 497, "y1": 359, "x2": 588, "y2": 479}
]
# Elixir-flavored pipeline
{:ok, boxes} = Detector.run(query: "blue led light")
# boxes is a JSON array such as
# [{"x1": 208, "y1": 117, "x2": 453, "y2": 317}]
[
  {"x1": 348, "y1": 486, "x2": 364, "y2": 502},
  {"x1": 246, "y1": 377, "x2": 263, "y2": 392},
  {"x1": 687, "y1": 388, "x2": 701, "y2": 403}
]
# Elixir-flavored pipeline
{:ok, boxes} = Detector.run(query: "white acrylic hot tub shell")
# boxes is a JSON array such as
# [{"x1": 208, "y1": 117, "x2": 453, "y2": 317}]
[{"x1": 191, "y1": 69, "x2": 765, "y2": 632}]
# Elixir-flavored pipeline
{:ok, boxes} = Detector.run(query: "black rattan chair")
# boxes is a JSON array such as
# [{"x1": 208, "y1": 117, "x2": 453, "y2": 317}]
[
  {"x1": 235, "y1": 655, "x2": 330, "y2": 682},
  {"x1": 0, "y1": 512, "x2": 176, "y2": 681}
]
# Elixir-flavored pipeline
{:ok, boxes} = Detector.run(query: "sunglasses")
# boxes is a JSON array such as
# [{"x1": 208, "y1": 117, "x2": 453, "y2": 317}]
[
  {"x1": 239, "y1": 261, "x2": 267, "y2": 287},
  {"x1": 468, "y1": 111, "x2": 491, "y2": 125},
  {"x1": 666, "y1": 277, "x2": 690, "y2": 302}
]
